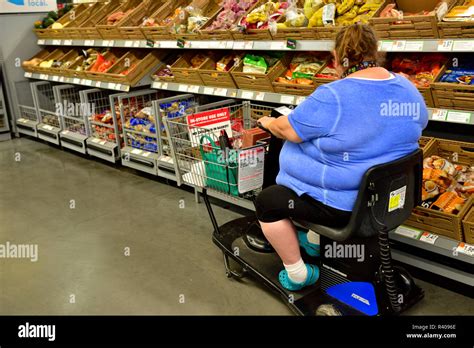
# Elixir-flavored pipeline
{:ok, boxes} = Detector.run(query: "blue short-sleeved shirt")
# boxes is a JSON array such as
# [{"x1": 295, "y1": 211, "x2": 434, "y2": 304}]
[{"x1": 276, "y1": 73, "x2": 428, "y2": 212}]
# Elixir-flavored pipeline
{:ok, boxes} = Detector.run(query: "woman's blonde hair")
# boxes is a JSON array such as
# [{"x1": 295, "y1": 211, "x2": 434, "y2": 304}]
[{"x1": 334, "y1": 24, "x2": 380, "y2": 70}]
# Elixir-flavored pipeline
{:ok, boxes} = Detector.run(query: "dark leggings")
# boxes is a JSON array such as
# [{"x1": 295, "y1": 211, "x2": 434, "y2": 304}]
[{"x1": 255, "y1": 185, "x2": 351, "y2": 227}]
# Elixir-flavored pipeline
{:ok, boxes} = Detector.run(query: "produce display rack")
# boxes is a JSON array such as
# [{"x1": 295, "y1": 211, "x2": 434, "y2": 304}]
[
  {"x1": 82, "y1": 89, "x2": 126, "y2": 163},
  {"x1": 390, "y1": 226, "x2": 474, "y2": 296},
  {"x1": 36, "y1": 38, "x2": 474, "y2": 53},
  {"x1": 24, "y1": 71, "x2": 153, "y2": 92},
  {"x1": 14, "y1": 81, "x2": 40, "y2": 138},
  {"x1": 54, "y1": 84, "x2": 89, "y2": 154},
  {"x1": 32, "y1": 81, "x2": 62, "y2": 145}
]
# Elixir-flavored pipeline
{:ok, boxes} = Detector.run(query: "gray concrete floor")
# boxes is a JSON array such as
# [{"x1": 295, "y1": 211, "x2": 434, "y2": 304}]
[{"x1": 0, "y1": 137, "x2": 472, "y2": 315}]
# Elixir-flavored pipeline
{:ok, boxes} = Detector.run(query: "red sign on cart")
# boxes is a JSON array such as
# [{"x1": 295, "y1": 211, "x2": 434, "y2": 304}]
[{"x1": 187, "y1": 107, "x2": 232, "y2": 146}]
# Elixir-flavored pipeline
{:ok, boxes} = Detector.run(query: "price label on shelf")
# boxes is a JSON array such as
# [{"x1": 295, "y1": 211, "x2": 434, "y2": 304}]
[
  {"x1": 25, "y1": 72, "x2": 32, "y2": 78},
  {"x1": 270, "y1": 41, "x2": 286, "y2": 50},
  {"x1": 62, "y1": 130, "x2": 69, "y2": 135},
  {"x1": 125, "y1": 41, "x2": 133, "y2": 47},
  {"x1": 143, "y1": 152, "x2": 151, "y2": 158},
  {"x1": 233, "y1": 41, "x2": 246, "y2": 50},
  {"x1": 37, "y1": 39, "x2": 45, "y2": 45},
  {"x1": 188, "y1": 85, "x2": 200, "y2": 93},
  {"x1": 431, "y1": 109, "x2": 448, "y2": 121},
  {"x1": 226, "y1": 41, "x2": 234, "y2": 49},
  {"x1": 99, "y1": 140, "x2": 107, "y2": 146},
  {"x1": 452, "y1": 40, "x2": 474, "y2": 52},
  {"x1": 52, "y1": 76, "x2": 59, "y2": 82},
  {"x1": 59, "y1": 76, "x2": 66, "y2": 82},
  {"x1": 295, "y1": 96, "x2": 306, "y2": 105},
  {"x1": 447, "y1": 111, "x2": 471, "y2": 124},
  {"x1": 52, "y1": 39, "x2": 61, "y2": 46},
  {"x1": 92, "y1": 138, "x2": 101, "y2": 144},
  {"x1": 255, "y1": 92, "x2": 265, "y2": 101},
  {"x1": 395, "y1": 226, "x2": 421, "y2": 239},
  {"x1": 154, "y1": 82, "x2": 163, "y2": 89},
  {"x1": 209, "y1": 41, "x2": 220, "y2": 49},
  {"x1": 203, "y1": 87, "x2": 215, "y2": 95},
  {"x1": 178, "y1": 84, "x2": 189, "y2": 92},
  {"x1": 241, "y1": 91, "x2": 254, "y2": 100},
  {"x1": 108, "y1": 83, "x2": 117, "y2": 90},
  {"x1": 95, "y1": 81, "x2": 102, "y2": 88},
  {"x1": 84, "y1": 80, "x2": 93, "y2": 86},
  {"x1": 73, "y1": 78, "x2": 81, "y2": 84},
  {"x1": 153, "y1": 41, "x2": 161, "y2": 48},
  {"x1": 40, "y1": 74, "x2": 48, "y2": 80},
  {"x1": 215, "y1": 88, "x2": 228, "y2": 97},
  {"x1": 437, "y1": 39, "x2": 454, "y2": 52},
  {"x1": 419, "y1": 232, "x2": 439, "y2": 245},
  {"x1": 64, "y1": 40, "x2": 73, "y2": 46},
  {"x1": 160, "y1": 41, "x2": 176, "y2": 48},
  {"x1": 280, "y1": 95, "x2": 295, "y2": 105},
  {"x1": 84, "y1": 40, "x2": 95, "y2": 47},
  {"x1": 161, "y1": 82, "x2": 169, "y2": 89},
  {"x1": 43, "y1": 125, "x2": 53, "y2": 131},
  {"x1": 131, "y1": 149, "x2": 142, "y2": 155},
  {"x1": 380, "y1": 40, "x2": 394, "y2": 52},
  {"x1": 133, "y1": 40, "x2": 141, "y2": 48},
  {"x1": 456, "y1": 242, "x2": 474, "y2": 257},
  {"x1": 404, "y1": 41, "x2": 424, "y2": 52},
  {"x1": 393, "y1": 40, "x2": 406, "y2": 51}
]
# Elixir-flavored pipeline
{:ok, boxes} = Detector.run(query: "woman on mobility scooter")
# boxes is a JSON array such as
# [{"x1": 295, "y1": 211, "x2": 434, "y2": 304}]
[{"x1": 256, "y1": 24, "x2": 429, "y2": 292}]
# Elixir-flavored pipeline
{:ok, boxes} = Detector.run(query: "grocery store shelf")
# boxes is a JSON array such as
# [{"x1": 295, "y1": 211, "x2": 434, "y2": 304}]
[
  {"x1": 152, "y1": 81, "x2": 307, "y2": 106},
  {"x1": 24, "y1": 72, "x2": 152, "y2": 92},
  {"x1": 37, "y1": 38, "x2": 474, "y2": 52},
  {"x1": 390, "y1": 225, "x2": 474, "y2": 264}
]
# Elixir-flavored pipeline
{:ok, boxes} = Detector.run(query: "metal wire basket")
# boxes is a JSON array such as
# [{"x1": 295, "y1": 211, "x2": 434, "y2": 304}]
[
  {"x1": 164, "y1": 101, "x2": 272, "y2": 204},
  {"x1": 15, "y1": 81, "x2": 39, "y2": 137}
]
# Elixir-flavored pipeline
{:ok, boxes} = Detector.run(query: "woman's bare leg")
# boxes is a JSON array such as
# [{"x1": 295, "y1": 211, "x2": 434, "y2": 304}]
[{"x1": 259, "y1": 218, "x2": 301, "y2": 265}]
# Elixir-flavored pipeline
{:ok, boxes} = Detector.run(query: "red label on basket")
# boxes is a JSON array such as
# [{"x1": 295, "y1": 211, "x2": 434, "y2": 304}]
[{"x1": 187, "y1": 107, "x2": 231, "y2": 128}]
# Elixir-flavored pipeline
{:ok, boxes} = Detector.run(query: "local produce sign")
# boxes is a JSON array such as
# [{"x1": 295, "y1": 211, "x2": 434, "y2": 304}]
[
  {"x1": 187, "y1": 107, "x2": 232, "y2": 147},
  {"x1": 2, "y1": 0, "x2": 57, "y2": 13}
]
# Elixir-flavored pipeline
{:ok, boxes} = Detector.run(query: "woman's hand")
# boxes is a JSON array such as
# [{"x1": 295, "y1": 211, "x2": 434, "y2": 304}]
[
  {"x1": 258, "y1": 116, "x2": 302, "y2": 143},
  {"x1": 258, "y1": 116, "x2": 275, "y2": 131}
]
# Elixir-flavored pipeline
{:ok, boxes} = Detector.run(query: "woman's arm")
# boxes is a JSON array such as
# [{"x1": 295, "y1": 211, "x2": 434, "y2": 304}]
[{"x1": 258, "y1": 116, "x2": 302, "y2": 143}]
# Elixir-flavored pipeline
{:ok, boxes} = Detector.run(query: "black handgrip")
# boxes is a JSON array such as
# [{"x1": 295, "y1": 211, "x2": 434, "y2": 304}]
[{"x1": 257, "y1": 120, "x2": 271, "y2": 133}]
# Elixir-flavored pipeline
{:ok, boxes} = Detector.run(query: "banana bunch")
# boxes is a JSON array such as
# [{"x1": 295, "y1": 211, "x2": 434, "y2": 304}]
[{"x1": 246, "y1": 2, "x2": 278, "y2": 24}]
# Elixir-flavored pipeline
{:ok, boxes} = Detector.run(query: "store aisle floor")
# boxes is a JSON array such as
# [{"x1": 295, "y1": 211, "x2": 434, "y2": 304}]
[{"x1": 1, "y1": 138, "x2": 472, "y2": 315}]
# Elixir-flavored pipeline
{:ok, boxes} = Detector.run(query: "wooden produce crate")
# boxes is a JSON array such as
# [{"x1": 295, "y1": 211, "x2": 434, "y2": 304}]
[
  {"x1": 198, "y1": 54, "x2": 240, "y2": 88},
  {"x1": 33, "y1": 4, "x2": 89, "y2": 39},
  {"x1": 419, "y1": 136, "x2": 435, "y2": 152},
  {"x1": 151, "y1": 53, "x2": 180, "y2": 83},
  {"x1": 463, "y1": 207, "x2": 474, "y2": 244},
  {"x1": 53, "y1": 49, "x2": 85, "y2": 77},
  {"x1": 118, "y1": 0, "x2": 168, "y2": 40},
  {"x1": 272, "y1": 0, "x2": 319, "y2": 40},
  {"x1": 415, "y1": 62, "x2": 446, "y2": 107},
  {"x1": 370, "y1": 0, "x2": 456, "y2": 39},
  {"x1": 140, "y1": 0, "x2": 189, "y2": 41},
  {"x1": 61, "y1": 56, "x2": 88, "y2": 79},
  {"x1": 198, "y1": 0, "x2": 256, "y2": 41},
  {"x1": 173, "y1": 0, "x2": 222, "y2": 41},
  {"x1": 84, "y1": 49, "x2": 128, "y2": 80},
  {"x1": 272, "y1": 78, "x2": 317, "y2": 96},
  {"x1": 22, "y1": 48, "x2": 55, "y2": 73},
  {"x1": 311, "y1": 61, "x2": 338, "y2": 88},
  {"x1": 231, "y1": 57, "x2": 287, "y2": 92},
  {"x1": 232, "y1": 0, "x2": 280, "y2": 41},
  {"x1": 68, "y1": 1, "x2": 122, "y2": 40},
  {"x1": 438, "y1": 0, "x2": 474, "y2": 38},
  {"x1": 50, "y1": 2, "x2": 104, "y2": 40},
  {"x1": 34, "y1": 48, "x2": 70, "y2": 74},
  {"x1": 432, "y1": 65, "x2": 474, "y2": 111},
  {"x1": 96, "y1": 0, "x2": 144, "y2": 40},
  {"x1": 317, "y1": 0, "x2": 387, "y2": 39},
  {"x1": 103, "y1": 50, "x2": 166, "y2": 86},
  {"x1": 405, "y1": 138, "x2": 474, "y2": 241},
  {"x1": 170, "y1": 52, "x2": 212, "y2": 85}
]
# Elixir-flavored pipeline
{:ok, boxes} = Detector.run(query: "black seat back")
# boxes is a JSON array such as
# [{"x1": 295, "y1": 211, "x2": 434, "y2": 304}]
[{"x1": 297, "y1": 149, "x2": 423, "y2": 241}]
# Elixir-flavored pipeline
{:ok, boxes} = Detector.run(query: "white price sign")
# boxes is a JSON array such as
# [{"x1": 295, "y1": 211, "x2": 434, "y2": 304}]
[
  {"x1": 215, "y1": 88, "x2": 228, "y2": 97},
  {"x1": 161, "y1": 83, "x2": 168, "y2": 89},
  {"x1": 62, "y1": 130, "x2": 69, "y2": 135},
  {"x1": 447, "y1": 111, "x2": 471, "y2": 124},
  {"x1": 99, "y1": 140, "x2": 107, "y2": 146},
  {"x1": 84, "y1": 40, "x2": 95, "y2": 47},
  {"x1": 226, "y1": 41, "x2": 234, "y2": 49},
  {"x1": 84, "y1": 80, "x2": 93, "y2": 86},
  {"x1": 380, "y1": 41, "x2": 394, "y2": 52},
  {"x1": 108, "y1": 83, "x2": 117, "y2": 90},
  {"x1": 91, "y1": 138, "x2": 101, "y2": 144},
  {"x1": 209, "y1": 41, "x2": 220, "y2": 49},
  {"x1": 452, "y1": 40, "x2": 474, "y2": 52},
  {"x1": 280, "y1": 95, "x2": 295, "y2": 104},
  {"x1": 437, "y1": 40, "x2": 454, "y2": 52},
  {"x1": 203, "y1": 87, "x2": 215, "y2": 95},
  {"x1": 64, "y1": 40, "x2": 73, "y2": 46},
  {"x1": 404, "y1": 41, "x2": 424, "y2": 52},
  {"x1": 295, "y1": 96, "x2": 306, "y2": 105},
  {"x1": 40, "y1": 74, "x2": 48, "y2": 80},
  {"x1": 270, "y1": 41, "x2": 285, "y2": 50},
  {"x1": 244, "y1": 41, "x2": 254, "y2": 50},
  {"x1": 73, "y1": 78, "x2": 81, "y2": 84},
  {"x1": 188, "y1": 85, "x2": 200, "y2": 93},
  {"x1": 143, "y1": 152, "x2": 151, "y2": 158},
  {"x1": 178, "y1": 84, "x2": 189, "y2": 92},
  {"x1": 52, "y1": 76, "x2": 59, "y2": 81},
  {"x1": 59, "y1": 76, "x2": 65, "y2": 82},
  {"x1": 131, "y1": 149, "x2": 142, "y2": 155},
  {"x1": 154, "y1": 82, "x2": 162, "y2": 89},
  {"x1": 456, "y1": 242, "x2": 474, "y2": 257},
  {"x1": 133, "y1": 41, "x2": 141, "y2": 48},
  {"x1": 37, "y1": 39, "x2": 45, "y2": 45},
  {"x1": 25, "y1": 72, "x2": 32, "y2": 78},
  {"x1": 125, "y1": 41, "x2": 133, "y2": 47},
  {"x1": 52, "y1": 39, "x2": 61, "y2": 46},
  {"x1": 395, "y1": 226, "x2": 421, "y2": 239},
  {"x1": 393, "y1": 40, "x2": 406, "y2": 51},
  {"x1": 95, "y1": 81, "x2": 102, "y2": 88},
  {"x1": 419, "y1": 232, "x2": 439, "y2": 244},
  {"x1": 233, "y1": 41, "x2": 245, "y2": 50},
  {"x1": 431, "y1": 109, "x2": 448, "y2": 121},
  {"x1": 255, "y1": 92, "x2": 265, "y2": 101},
  {"x1": 241, "y1": 91, "x2": 255, "y2": 100}
]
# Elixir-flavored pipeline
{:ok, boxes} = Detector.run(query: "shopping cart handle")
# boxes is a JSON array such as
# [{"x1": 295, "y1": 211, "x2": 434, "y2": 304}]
[{"x1": 257, "y1": 121, "x2": 271, "y2": 133}]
